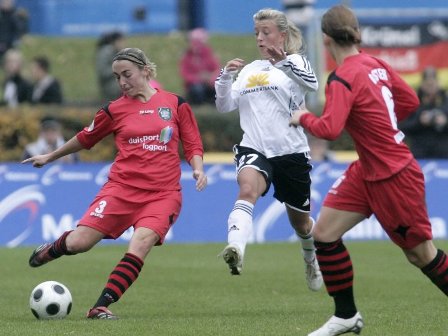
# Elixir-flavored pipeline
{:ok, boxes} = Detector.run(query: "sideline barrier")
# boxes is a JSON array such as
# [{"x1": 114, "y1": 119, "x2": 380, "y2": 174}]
[{"x1": 0, "y1": 161, "x2": 446, "y2": 247}]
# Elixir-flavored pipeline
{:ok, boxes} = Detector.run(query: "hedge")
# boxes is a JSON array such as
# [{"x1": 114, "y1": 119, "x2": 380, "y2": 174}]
[
  {"x1": 0, "y1": 104, "x2": 355, "y2": 163},
  {"x1": 0, "y1": 104, "x2": 244, "y2": 162}
]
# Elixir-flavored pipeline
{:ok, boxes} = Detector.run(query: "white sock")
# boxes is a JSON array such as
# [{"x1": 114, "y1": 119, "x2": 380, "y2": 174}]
[
  {"x1": 227, "y1": 200, "x2": 254, "y2": 256},
  {"x1": 298, "y1": 217, "x2": 316, "y2": 263}
]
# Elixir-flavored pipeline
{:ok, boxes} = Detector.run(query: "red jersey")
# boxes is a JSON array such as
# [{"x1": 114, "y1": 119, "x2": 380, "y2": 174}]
[
  {"x1": 77, "y1": 90, "x2": 203, "y2": 190},
  {"x1": 301, "y1": 53, "x2": 419, "y2": 181}
]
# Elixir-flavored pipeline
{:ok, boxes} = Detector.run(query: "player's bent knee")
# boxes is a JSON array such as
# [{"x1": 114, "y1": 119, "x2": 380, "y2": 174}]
[
  {"x1": 65, "y1": 232, "x2": 99, "y2": 254},
  {"x1": 403, "y1": 240, "x2": 438, "y2": 268}
]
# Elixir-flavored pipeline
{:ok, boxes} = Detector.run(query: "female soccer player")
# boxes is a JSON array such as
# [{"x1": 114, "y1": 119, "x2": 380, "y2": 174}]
[
  {"x1": 24, "y1": 47, "x2": 207, "y2": 319},
  {"x1": 289, "y1": 5, "x2": 448, "y2": 335},
  {"x1": 215, "y1": 8, "x2": 322, "y2": 291}
]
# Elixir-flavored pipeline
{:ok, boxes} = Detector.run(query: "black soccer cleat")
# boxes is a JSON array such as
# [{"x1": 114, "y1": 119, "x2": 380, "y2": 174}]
[{"x1": 29, "y1": 243, "x2": 55, "y2": 267}]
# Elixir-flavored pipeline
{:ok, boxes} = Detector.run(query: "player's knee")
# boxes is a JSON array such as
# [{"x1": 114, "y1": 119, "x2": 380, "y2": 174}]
[
  {"x1": 238, "y1": 183, "x2": 260, "y2": 202},
  {"x1": 404, "y1": 251, "x2": 422, "y2": 267},
  {"x1": 312, "y1": 224, "x2": 331, "y2": 242},
  {"x1": 129, "y1": 229, "x2": 159, "y2": 258},
  {"x1": 65, "y1": 232, "x2": 95, "y2": 253},
  {"x1": 403, "y1": 240, "x2": 438, "y2": 268}
]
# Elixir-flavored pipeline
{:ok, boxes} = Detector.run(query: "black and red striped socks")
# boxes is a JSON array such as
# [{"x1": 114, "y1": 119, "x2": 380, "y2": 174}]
[
  {"x1": 421, "y1": 249, "x2": 448, "y2": 296},
  {"x1": 93, "y1": 253, "x2": 144, "y2": 308},
  {"x1": 315, "y1": 239, "x2": 357, "y2": 319},
  {"x1": 49, "y1": 230, "x2": 74, "y2": 258}
]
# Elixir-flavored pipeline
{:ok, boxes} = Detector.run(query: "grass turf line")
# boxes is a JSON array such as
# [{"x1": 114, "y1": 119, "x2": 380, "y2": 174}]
[{"x1": 2, "y1": 241, "x2": 447, "y2": 336}]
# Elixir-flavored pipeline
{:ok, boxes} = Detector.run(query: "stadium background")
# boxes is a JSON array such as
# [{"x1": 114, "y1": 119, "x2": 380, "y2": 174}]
[{"x1": 1, "y1": 0, "x2": 448, "y2": 246}]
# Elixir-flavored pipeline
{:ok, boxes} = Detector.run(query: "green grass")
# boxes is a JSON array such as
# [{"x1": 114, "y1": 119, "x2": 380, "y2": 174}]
[{"x1": 2, "y1": 241, "x2": 447, "y2": 335}]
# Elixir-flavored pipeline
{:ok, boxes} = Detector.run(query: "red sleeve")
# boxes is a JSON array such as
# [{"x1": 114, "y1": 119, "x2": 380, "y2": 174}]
[
  {"x1": 301, "y1": 78, "x2": 353, "y2": 140},
  {"x1": 177, "y1": 101, "x2": 204, "y2": 162},
  {"x1": 389, "y1": 68, "x2": 419, "y2": 122},
  {"x1": 76, "y1": 108, "x2": 114, "y2": 149},
  {"x1": 375, "y1": 58, "x2": 419, "y2": 121}
]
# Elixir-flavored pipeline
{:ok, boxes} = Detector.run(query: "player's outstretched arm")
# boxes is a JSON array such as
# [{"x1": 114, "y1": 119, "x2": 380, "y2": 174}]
[{"x1": 22, "y1": 136, "x2": 84, "y2": 168}]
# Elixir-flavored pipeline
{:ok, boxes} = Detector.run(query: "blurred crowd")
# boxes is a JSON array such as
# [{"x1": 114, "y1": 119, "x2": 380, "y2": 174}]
[
  {"x1": 0, "y1": 0, "x2": 63, "y2": 107},
  {"x1": 0, "y1": 0, "x2": 447, "y2": 160}
]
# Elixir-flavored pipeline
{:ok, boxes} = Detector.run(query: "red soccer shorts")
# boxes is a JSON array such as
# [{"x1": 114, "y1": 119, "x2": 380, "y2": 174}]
[
  {"x1": 324, "y1": 159, "x2": 433, "y2": 249},
  {"x1": 78, "y1": 180, "x2": 182, "y2": 245}
]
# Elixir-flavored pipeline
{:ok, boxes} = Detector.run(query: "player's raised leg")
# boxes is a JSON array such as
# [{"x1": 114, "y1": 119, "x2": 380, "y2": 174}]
[{"x1": 29, "y1": 227, "x2": 103, "y2": 267}]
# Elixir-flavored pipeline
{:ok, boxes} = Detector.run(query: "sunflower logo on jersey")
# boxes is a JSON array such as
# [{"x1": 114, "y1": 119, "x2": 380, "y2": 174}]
[{"x1": 246, "y1": 73, "x2": 269, "y2": 88}]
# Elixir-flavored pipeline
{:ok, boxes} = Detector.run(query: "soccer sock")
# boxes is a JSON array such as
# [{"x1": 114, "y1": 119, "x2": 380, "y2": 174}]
[
  {"x1": 93, "y1": 253, "x2": 144, "y2": 308},
  {"x1": 227, "y1": 200, "x2": 254, "y2": 256},
  {"x1": 49, "y1": 230, "x2": 75, "y2": 258},
  {"x1": 297, "y1": 217, "x2": 315, "y2": 263},
  {"x1": 315, "y1": 239, "x2": 357, "y2": 318},
  {"x1": 421, "y1": 249, "x2": 448, "y2": 296}
]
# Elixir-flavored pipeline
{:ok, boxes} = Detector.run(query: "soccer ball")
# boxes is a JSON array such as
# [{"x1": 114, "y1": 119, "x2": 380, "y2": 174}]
[{"x1": 29, "y1": 281, "x2": 72, "y2": 319}]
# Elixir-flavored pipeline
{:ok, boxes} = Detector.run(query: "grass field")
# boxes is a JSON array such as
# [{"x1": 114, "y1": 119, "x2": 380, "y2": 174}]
[{"x1": 2, "y1": 241, "x2": 447, "y2": 336}]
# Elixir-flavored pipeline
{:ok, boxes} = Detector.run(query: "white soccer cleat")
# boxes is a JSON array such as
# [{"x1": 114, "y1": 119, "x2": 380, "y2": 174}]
[
  {"x1": 308, "y1": 312, "x2": 364, "y2": 336},
  {"x1": 305, "y1": 257, "x2": 323, "y2": 291},
  {"x1": 221, "y1": 243, "x2": 243, "y2": 275}
]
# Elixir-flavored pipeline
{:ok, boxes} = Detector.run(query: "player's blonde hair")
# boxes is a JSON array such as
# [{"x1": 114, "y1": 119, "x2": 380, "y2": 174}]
[
  {"x1": 113, "y1": 47, "x2": 157, "y2": 79},
  {"x1": 253, "y1": 8, "x2": 305, "y2": 55}
]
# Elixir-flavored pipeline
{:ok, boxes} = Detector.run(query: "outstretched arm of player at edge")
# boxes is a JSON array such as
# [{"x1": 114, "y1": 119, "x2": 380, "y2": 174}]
[{"x1": 22, "y1": 136, "x2": 84, "y2": 168}]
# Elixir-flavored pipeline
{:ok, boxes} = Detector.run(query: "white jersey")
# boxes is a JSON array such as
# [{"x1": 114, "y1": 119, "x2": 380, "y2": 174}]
[{"x1": 215, "y1": 54, "x2": 318, "y2": 158}]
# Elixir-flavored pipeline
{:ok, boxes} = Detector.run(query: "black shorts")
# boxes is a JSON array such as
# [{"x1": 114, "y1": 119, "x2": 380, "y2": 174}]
[{"x1": 233, "y1": 145, "x2": 312, "y2": 212}]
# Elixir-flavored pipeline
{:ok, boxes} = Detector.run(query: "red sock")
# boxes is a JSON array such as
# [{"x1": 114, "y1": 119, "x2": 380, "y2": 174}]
[
  {"x1": 94, "y1": 253, "x2": 144, "y2": 307},
  {"x1": 421, "y1": 249, "x2": 448, "y2": 296},
  {"x1": 49, "y1": 230, "x2": 74, "y2": 257},
  {"x1": 315, "y1": 239, "x2": 357, "y2": 318}
]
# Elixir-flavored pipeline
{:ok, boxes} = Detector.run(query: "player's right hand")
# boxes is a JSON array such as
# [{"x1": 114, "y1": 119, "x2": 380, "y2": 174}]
[
  {"x1": 22, "y1": 154, "x2": 52, "y2": 168},
  {"x1": 224, "y1": 58, "x2": 245, "y2": 73}
]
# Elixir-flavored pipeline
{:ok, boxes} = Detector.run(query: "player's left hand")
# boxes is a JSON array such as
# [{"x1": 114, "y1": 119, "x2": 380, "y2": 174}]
[
  {"x1": 289, "y1": 109, "x2": 310, "y2": 127},
  {"x1": 266, "y1": 46, "x2": 286, "y2": 64},
  {"x1": 193, "y1": 170, "x2": 207, "y2": 191}
]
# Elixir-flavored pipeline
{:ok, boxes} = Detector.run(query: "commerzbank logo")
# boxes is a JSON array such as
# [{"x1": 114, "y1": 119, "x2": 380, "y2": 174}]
[
  {"x1": 241, "y1": 73, "x2": 278, "y2": 96},
  {"x1": 247, "y1": 73, "x2": 269, "y2": 87}
]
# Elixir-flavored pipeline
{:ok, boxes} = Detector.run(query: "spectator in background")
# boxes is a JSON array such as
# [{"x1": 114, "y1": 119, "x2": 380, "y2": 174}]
[
  {"x1": 95, "y1": 31, "x2": 126, "y2": 102},
  {"x1": 400, "y1": 66, "x2": 448, "y2": 158},
  {"x1": 180, "y1": 28, "x2": 220, "y2": 105},
  {"x1": 30, "y1": 56, "x2": 63, "y2": 104},
  {"x1": 23, "y1": 117, "x2": 78, "y2": 163},
  {"x1": 283, "y1": 0, "x2": 316, "y2": 36},
  {"x1": 1, "y1": 48, "x2": 32, "y2": 107},
  {"x1": 308, "y1": 133, "x2": 334, "y2": 162},
  {"x1": 95, "y1": 31, "x2": 163, "y2": 102},
  {"x1": 0, "y1": 0, "x2": 29, "y2": 60}
]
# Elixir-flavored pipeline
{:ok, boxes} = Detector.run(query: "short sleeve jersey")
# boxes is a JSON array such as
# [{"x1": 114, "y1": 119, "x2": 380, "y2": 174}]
[
  {"x1": 301, "y1": 53, "x2": 419, "y2": 181},
  {"x1": 76, "y1": 90, "x2": 203, "y2": 190}
]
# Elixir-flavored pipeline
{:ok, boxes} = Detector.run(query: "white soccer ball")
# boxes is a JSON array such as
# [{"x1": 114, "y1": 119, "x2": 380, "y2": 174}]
[{"x1": 29, "y1": 281, "x2": 72, "y2": 319}]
